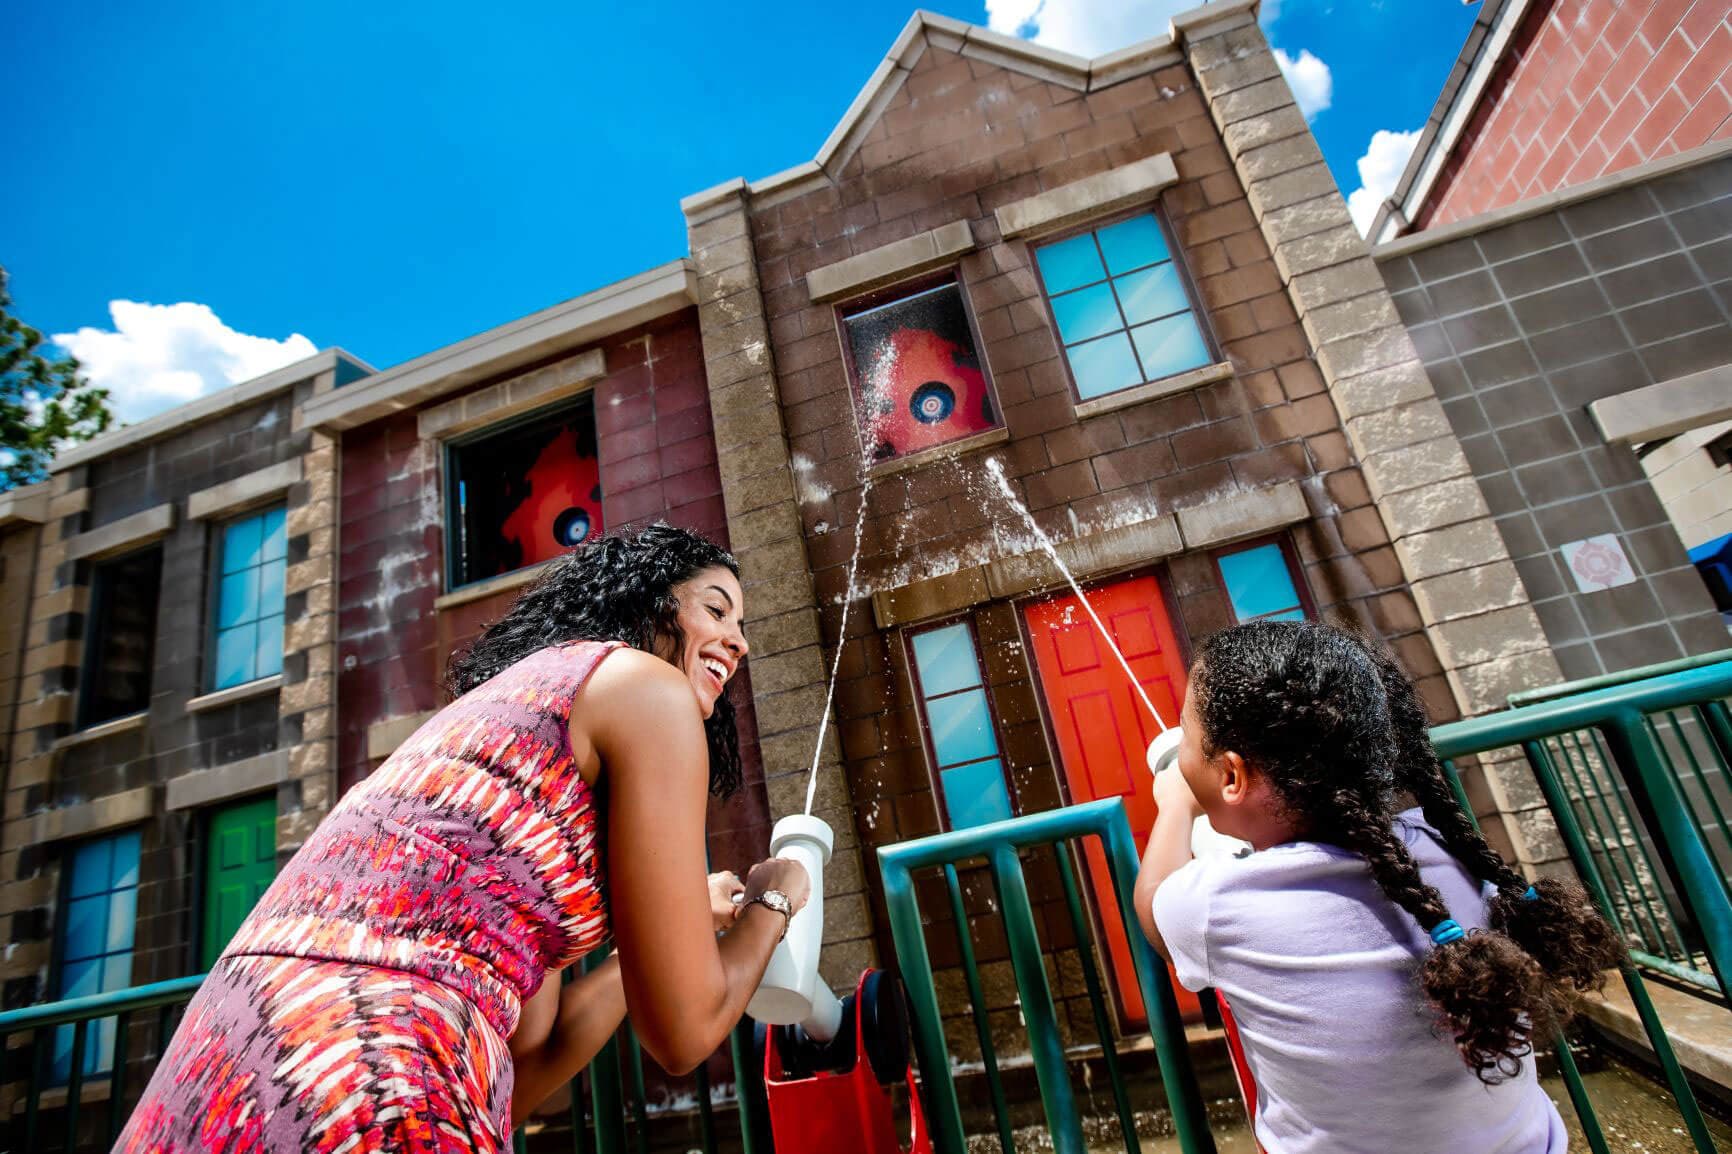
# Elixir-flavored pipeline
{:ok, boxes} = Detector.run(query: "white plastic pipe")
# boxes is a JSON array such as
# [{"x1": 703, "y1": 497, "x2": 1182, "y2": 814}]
[
  {"x1": 746, "y1": 814, "x2": 845, "y2": 1041},
  {"x1": 1146, "y1": 732, "x2": 1252, "y2": 859}
]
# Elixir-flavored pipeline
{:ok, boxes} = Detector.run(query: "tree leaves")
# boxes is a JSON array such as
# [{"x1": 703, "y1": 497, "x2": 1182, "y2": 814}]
[{"x1": 0, "y1": 266, "x2": 115, "y2": 491}]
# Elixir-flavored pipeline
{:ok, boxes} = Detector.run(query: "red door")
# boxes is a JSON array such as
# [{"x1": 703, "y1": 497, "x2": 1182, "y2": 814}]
[{"x1": 1023, "y1": 573, "x2": 1189, "y2": 1024}]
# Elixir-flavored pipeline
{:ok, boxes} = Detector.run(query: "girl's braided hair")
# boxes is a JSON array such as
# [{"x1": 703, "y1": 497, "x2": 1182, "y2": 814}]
[
  {"x1": 446, "y1": 523, "x2": 744, "y2": 798},
  {"x1": 1189, "y1": 619, "x2": 1624, "y2": 1082}
]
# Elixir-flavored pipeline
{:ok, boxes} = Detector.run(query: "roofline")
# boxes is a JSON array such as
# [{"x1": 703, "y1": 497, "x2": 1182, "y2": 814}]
[
  {"x1": 299, "y1": 258, "x2": 697, "y2": 432},
  {"x1": 0, "y1": 482, "x2": 50, "y2": 530},
  {"x1": 53, "y1": 347, "x2": 376, "y2": 473},
  {"x1": 682, "y1": 1, "x2": 1255, "y2": 217},
  {"x1": 1368, "y1": 0, "x2": 1536, "y2": 243}
]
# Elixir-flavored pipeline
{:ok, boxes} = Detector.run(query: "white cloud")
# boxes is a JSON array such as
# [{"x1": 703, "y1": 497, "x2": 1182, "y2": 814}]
[
  {"x1": 1346, "y1": 128, "x2": 1422, "y2": 236},
  {"x1": 1274, "y1": 48, "x2": 1332, "y2": 120},
  {"x1": 53, "y1": 301, "x2": 317, "y2": 424},
  {"x1": 984, "y1": 0, "x2": 1201, "y2": 58}
]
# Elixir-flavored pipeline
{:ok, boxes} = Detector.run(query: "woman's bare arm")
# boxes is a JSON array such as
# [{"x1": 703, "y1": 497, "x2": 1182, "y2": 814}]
[{"x1": 509, "y1": 957, "x2": 627, "y2": 1126}]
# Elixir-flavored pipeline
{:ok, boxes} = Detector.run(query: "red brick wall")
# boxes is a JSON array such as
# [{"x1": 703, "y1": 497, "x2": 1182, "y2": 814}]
[
  {"x1": 1422, "y1": 0, "x2": 1732, "y2": 227},
  {"x1": 334, "y1": 308, "x2": 770, "y2": 858}
]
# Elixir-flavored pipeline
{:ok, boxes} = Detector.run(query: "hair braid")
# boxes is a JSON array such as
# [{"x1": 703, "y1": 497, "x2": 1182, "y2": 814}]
[{"x1": 1324, "y1": 788, "x2": 1453, "y2": 931}]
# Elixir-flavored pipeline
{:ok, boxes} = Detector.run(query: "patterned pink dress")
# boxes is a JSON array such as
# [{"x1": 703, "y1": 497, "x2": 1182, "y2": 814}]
[{"x1": 119, "y1": 641, "x2": 622, "y2": 1153}]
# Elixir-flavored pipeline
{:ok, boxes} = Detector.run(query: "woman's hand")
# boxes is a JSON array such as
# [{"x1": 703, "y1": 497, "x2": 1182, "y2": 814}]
[
  {"x1": 742, "y1": 856, "x2": 811, "y2": 913},
  {"x1": 708, "y1": 870, "x2": 745, "y2": 932}
]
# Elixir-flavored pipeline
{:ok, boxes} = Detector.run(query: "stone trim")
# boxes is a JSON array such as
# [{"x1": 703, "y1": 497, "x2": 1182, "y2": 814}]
[
  {"x1": 872, "y1": 510, "x2": 1184, "y2": 628},
  {"x1": 54, "y1": 350, "x2": 371, "y2": 472},
  {"x1": 1073, "y1": 362, "x2": 1233, "y2": 420},
  {"x1": 1174, "y1": 481, "x2": 1307, "y2": 550},
  {"x1": 434, "y1": 559, "x2": 555, "y2": 611},
  {"x1": 3, "y1": 786, "x2": 152, "y2": 851},
  {"x1": 185, "y1": 675, "x2": 282, "y2": 714},
  {"x1": 188, "y1": 460, "x2": 304, "y2": 521},
  {"x1": 0, "y1": 483, "x2": 49, "y2": 529},
  {"x1": 806, "y1": 221, "x2": 977, "y2": 304},
  {"x1": 165, "y1": 750, "x2": 289, "y2": 812},
  {"x1": 62, "y1": 504, "x2": 174, "y2": 563},
  {"x1": 302, "y1": 262, "x2": 694, "y2": 433},
  {"x1": 865, "y1": 427, "x2": 1010, "y2": 480},
  {"x1": 367, "y1": 712, "x2": 435, "y2": 760},
  {"x1": 1589, "y1": 364, "x2": 1732, "y2": 445},
  {"x1": 275, "y1": 431, "x2": 339, "y2": 857},
  {"x1": 52, "y1": 711, "x2": 147, "y2": 750},
  {"x1": 416, "y1": 348, "x2": 606, "y2": 441},
  {"x1": 994, "y1": 153, "x2": 1179, "y2": 240}
]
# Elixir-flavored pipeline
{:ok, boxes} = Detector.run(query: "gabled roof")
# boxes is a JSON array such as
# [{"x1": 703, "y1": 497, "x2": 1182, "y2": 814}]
[{"x1": 682, "y1": 2, "x2": 1254, "y2": 216}]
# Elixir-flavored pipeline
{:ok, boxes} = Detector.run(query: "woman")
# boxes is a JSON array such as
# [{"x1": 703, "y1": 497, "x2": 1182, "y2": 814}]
[{"x1": 120, "y1": 524, "x2": 810, "y2": 1152}]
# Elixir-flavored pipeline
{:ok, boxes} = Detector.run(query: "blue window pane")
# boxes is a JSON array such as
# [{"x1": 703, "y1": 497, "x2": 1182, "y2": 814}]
[
  {"x1": 1035, "y1": 233, "x2": 1105, "y2": 295},
  {"x1": 1066, "y1": 332, "x2": 1143, "y2": 399},
  {"x1": 101, "y1": 953, "x2": 132, "y2": 991},
  {"x1": 941, "y1": 760, "x2": 1013, "y2": 829},
  {"x1": 1050, "y1": 283, "x2": 1123, "y2": 345},
  {"x1": 89, "y1": 1016, "x2": 118, "y2": 1075},
  {"x1": 61, "y1": 958, "x2": 100, "y2": 1000},
  {"x1": 1130, "y1": 314, "x2": 1211, "y2": 380},
  {"x1": 1218, "y1": 543, "x2": 1303, "y2": 622},
  {"x1": 222, "y1": 516, "x2": 264, "y2": 575},
  {"x1": 260, "y1": 507, "x2": 287, "y2": 563},
  {"x1": 63, "y1": 895, "x2": 105, "y2": 961},
  {"x1": 68, "y1": 840, "x2": 110, "y2": 899},
  {"x1": 106, "y1": 888, "x2": 137, "y2": 953},
  {"x1": 215, "y1": 623, "x2": 258, "y2": 689},
  {"x1": 911, "y1": 624, "x2": 981, "y2": 697},
  {"x1": 110, "y1": 831, "x2": 140, "y2": 888},
  {"x1": 255, "y1": 614, "x2": 284, "y2": 678},
  {"x1": 258, "y1": 558, "x2": 285, "y2": 617},
  {"x1": 926, "y1": 689, "x2": 1000, "y2": 768},
  {"x1": 1096, "y1": 214, "x2": 1170, "y2": 274},
  {"x1": 217, "y1": 570, "x2": 258, "y2": 630},
  {"x1": 1113, "y1": 263, "x2": 1191, "y2": 325}
]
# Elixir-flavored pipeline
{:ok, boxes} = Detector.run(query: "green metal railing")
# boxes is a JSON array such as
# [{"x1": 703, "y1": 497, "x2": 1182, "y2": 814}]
[
  {"x1": 0, "y1": 956, "x2": 768, "y2": 1154},
  {"x1": 879, "y1": 797, "x2": 1216, "y2": 1154},
  {"x1": 1431, "y1": 658, "x2": 1732, "y2": 1154}
]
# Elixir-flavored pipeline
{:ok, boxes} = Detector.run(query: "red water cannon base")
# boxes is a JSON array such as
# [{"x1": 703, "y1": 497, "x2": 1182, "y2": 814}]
[{"x1": 761, "y1": 969, "x2": 932, "y2": 1154}]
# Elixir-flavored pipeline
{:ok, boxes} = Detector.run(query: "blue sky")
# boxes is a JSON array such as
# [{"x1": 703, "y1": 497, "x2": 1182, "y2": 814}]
[{"x1": 3, "y1": 1, "x2": 1478, "y2": 423}]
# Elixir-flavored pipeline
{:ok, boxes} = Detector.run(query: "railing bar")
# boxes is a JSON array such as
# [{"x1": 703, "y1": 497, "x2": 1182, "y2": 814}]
[
  {"x1": 944, "y1": 863, "x2": 1016, "y2": 1154},
  {"x1": 1052, "y1": 846, "x2": 1138, "y2": 1153},
  {"x1": 513, "y1": 1126, "x2": 529, "y2": 1153},
  {"x1": 694, "y1": 1059, "x2": 717, "y2": 1154},
  {"x1": 625, "y1": 1030, "x2": 651, "y2": 1154},
  {"x1": 1549, "y1": 734, "x2": 1655, "y2": 948},
  {"x1": 1614, "y1": 964, "x2": 1720, "y2": 1154},
  {"x1": 1630, "y1": 949, "x2": 1723, "y2": 994},
  {"x1": 729, "y1": 1017, "x2": 770, "y2": 1154},
  {"x1": 25, "y1": 1025, "x2": 45, "y2": 1153},
  {"x1": 107, "y1": 1011, "x2": 131, "y2": 1146},
  {"x1": 569, "y1": 1068, "x2": 593, "y2": 1154},
  {"x1": 0, "y1": 973, "x2": 207, "y2": 1033},
  {"x1": 66, "y1": 1016, "x2": 88, "y2": 1152},
  {"x1": 1552, "y1": 1033, "x2": 1613, "y2": 1154},
  {"x1": 1668, "y1": 708, "x2": 1732, "y2": 864},
  {"x1": 877, "y1": 853, "x2": 966, "y2": 1154},
  {"x1": 1701, "y1": 700, "x2": 1732, "y2": 773}
]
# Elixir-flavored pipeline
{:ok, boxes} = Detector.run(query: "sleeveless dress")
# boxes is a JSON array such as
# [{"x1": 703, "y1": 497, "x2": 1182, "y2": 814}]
[{"x1": 118, "y1": 641, "x2": 622, "y2": 1153}]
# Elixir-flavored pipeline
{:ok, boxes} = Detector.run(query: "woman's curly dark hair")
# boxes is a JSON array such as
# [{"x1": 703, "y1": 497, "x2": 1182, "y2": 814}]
[
  {"x1": 1190, "y1": 619, "x2": 1624, "y2": 1083},
  {"x1": 446, "y1": 523, "x2": 744, "y2": 798}
]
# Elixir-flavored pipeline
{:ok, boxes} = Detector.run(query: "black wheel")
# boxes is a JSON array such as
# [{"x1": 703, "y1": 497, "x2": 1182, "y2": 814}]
[{"x1": 858, "y1": 970, "x2": 912, "y2": 1086}]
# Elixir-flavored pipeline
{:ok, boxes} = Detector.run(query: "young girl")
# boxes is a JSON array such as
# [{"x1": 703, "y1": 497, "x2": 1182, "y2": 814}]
[{"x1": 1133, "y1": 619, "x2": 1624, "y2": 1154}]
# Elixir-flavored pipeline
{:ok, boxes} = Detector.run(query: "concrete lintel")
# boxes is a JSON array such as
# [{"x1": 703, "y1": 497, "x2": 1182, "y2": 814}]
[
  {"x1": 1175, "y1": 481, "x2": 1308, "y2": 550},
  {"x1": 188, "y1": 459, "x2": 303, "y2": 521},
  {"x1": 63, "y1": 504, "x2": 174, "y2": 563},
  {"x1": 166, "y1": 750, "x2": 289, "y2": 812},
  {"x1": 185, "y1": 675, "x2": 282, "y2": 714},
  {"x1": 434, "y1": 558, "x2": 556, "y2": 612},
  {"x1": 1073, "y1": 362, "x2": 1233, "y2": 420},
  {"x1": 1589, "y1": 364, "x2": 1732, "y2": 445},
  {"x1": 367, "y1": 711, "x2": 436, "y2": 761},
  {"x1": 1169, "y1": 0, "x2": 1260, "y2": 46},
  {"x1": 0, "y1": 483, "x2": 50, "y2": 530},
  {"x1": 52, "y1": 710, "x2": 147, "y2": 751},
  {"x1": 806, "y1": 220, "x2": 976, "y2": 303},
  {"x1": 994, "y1": 154, "x2": 1178, "y2": 241},
  {"x1": 417, "y1": 347, "x2": 606, "y2": 442},
  {"x1": 6, "y1": 786, "x2": 152, "y2": 850}
]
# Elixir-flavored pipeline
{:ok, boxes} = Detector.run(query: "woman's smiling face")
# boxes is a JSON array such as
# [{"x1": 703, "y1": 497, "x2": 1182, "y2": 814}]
[{"x1": 660, "y1": 566, "x2": 748, "y2": 718}]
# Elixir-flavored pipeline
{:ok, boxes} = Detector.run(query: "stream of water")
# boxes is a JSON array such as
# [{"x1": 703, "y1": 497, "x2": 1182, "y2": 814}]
[{"x1": 804, "y1": 473, "x2": 875, "y2": 815}]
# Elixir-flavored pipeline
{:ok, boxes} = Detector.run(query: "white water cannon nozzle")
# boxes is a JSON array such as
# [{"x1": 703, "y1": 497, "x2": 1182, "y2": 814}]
[
  {"x1": 1146, "y1": 727, "x2": 1184, "y2": 779},
  {"x1": 747, "y1": 814, "x2": 843, "y2": 1040}
]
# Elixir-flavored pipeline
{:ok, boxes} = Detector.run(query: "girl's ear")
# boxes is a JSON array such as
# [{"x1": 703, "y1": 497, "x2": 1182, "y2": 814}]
[{"x1": 1217, "y1": 749, "x2": 1251, "y2": 805}]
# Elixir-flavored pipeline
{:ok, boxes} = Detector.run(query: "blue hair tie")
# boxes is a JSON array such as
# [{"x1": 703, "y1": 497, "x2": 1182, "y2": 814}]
[
  {"x1": 1522, "y1": 886, "x2": 1538, "y2": 901},
  {"x1": 1429, "y1": 919, "x2": 1466, "y2": 946}
]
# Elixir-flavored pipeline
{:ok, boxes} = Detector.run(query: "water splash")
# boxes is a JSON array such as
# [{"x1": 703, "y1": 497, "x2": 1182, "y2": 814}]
[
  {"x1": 806, "y1": 473, "x2": 875, "y2": 814},
  {"x1": 982, "y1": 457, "x2": 1169, "y2": 733}
]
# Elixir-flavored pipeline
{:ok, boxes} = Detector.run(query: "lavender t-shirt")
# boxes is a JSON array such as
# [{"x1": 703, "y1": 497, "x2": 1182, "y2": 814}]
[{"x1": 1153, "y1": 809, "x2": 1567, "y2": 1154}]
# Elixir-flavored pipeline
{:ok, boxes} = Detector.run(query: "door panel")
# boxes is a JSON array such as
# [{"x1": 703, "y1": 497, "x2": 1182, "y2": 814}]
[
  {"x1": 1024, "y1": 573, "x2": 1188, "y2": 1025},
  {"x1": 201, "y1": 795, "x2": 277, "y2": 971}
]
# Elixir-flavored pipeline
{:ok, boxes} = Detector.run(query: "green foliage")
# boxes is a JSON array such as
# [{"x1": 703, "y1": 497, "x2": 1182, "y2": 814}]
[{"x1": 0, "y1": 265, "x2": 115, "y2": 491}]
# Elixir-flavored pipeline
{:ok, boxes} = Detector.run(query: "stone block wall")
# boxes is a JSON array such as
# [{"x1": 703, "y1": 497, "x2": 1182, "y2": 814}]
[
  {"x1": 1378, "y1": 152, "x2": 1731, "y2": 678},
  {"x1": 1422, "y1": 0, "x2": 1732, "y2": 227}
]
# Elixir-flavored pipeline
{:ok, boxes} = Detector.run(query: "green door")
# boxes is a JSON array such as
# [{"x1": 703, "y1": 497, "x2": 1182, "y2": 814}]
[{"x1": 201, "y1": 795, "x2": 277, "y2": 970}]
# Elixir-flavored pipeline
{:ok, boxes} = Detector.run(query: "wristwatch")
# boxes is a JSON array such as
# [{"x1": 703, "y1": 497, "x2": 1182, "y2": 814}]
[{"x1": 746, "y1": 890, "x2": 794, "y2": 939}]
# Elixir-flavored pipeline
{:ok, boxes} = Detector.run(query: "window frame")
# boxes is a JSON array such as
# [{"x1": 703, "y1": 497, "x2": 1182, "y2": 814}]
[
  {"x1": 76, "y1": 545, "x2": 163, "y2": 731},
  {"x1": 50, "y1": 829, "x2": 141, "y2": 1082},
  {"x1": 832, "y1": 269, "x2": 1005, "y2": 473},
  {"x1": 205, "y1": 504, "x2": 288, "y2": 694},
  {"x1": 1027, "y1": 204, "x2": 1220, "y2": 407},
  {"x1": 441, "y1": 393, "x2": 604, "y2": 592},
  {"x1": 901, "y1": 613, "x2": 1017, "y2": 832},
  {"x1": 1209, "y1": 533, "x2": 1317, "y2": 624}
]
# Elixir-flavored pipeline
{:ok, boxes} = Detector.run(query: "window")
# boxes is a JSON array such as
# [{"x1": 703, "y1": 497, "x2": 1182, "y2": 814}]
[
  {"x1": 79, "y1": 547, "x2": 162, "y2": 729},
  {"x1": 1032, "y1": 212, "x2": 1212, "y2": 400},
  {"x1": 1214, "y1": 538, "x2": 1310, "y2": 624},
  {"x1": 446, "y1": 398, "x2": 604, "y2": 589},
  {"x1": 211, "y1": 507, "x2": 286, "y2": 690},
  {"x1": 840, "y1": 279, "x2": 999, "y2": 464},
  {"x1": 906, "y1": 621, "x2": 1012, "y2": 830},
  {"x1": 53, "y1": 831, "x2": 140, "y2": 1081}
]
